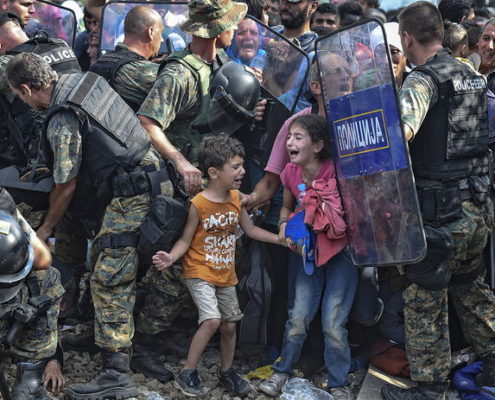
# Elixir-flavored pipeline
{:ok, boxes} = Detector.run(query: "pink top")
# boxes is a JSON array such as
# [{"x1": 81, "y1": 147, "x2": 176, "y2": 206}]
[
  {"x1": 281, "y1": 160, "x2": 347, "y2": 266},
  {"x1": 281, "y1": 159, "x2": 334, "y2": 198},
  {"x1": 265, "y1": 106, "x2": 312, "y2": 176}
]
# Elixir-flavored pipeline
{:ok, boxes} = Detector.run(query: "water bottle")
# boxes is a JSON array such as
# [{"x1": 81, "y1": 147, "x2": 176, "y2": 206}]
[{"x1": 298, "y1": 183, "x2": 307, "y2": 206}]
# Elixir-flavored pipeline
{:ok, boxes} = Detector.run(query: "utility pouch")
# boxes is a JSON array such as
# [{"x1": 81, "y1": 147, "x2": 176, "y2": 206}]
[
  {"x1": 137, "y1": 195, "x2": 188, "y2": 266},
  {"x1": 405, "y1": 224, "x2": 453, "y2": 290},
  {"x1": 417, "y1": 180, "x2": 462, "y2": 224},
  {"x1": 11, "y1": 303, "x2": 37, "y2": 324},
  {"x1": 469, "y1": 175, "x2": 489, "y2": 206},
  {"x1": 434, "y1": 186, "x2": 463, "y2": 223}
]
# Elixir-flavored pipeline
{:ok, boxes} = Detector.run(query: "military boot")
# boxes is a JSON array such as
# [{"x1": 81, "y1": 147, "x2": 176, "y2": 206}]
[
  {"x1": 478, "y1": 354, "x2": 495, "y2": 386},
  {"x1": 12, "y1": 361, "x2": 56, "y2": 400},
  {"x1": 381, "y1": 381, "x2": 448, "y2": 400},
  {"x1": 66, "y1": 351, "x2": 138, "y2": 400},
  {"x1": 130, "y1": 333, "x2": 173, "y2": 382}
]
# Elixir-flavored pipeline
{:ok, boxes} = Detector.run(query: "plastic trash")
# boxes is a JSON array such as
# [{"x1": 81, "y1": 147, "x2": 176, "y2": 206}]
[
  {"x1": 280, "y1": 378, "x2": 334, "y2": 400},
  {"x1": 145, "y1": 392, "x2": 165, "y2": 400}
]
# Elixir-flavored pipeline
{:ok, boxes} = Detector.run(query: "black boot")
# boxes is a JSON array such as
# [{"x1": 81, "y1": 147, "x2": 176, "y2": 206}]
[
  {"x1": 12, "y1": 361, "x2": 56, "y2": 400},
  {"x1": 381, "y1": 381, "x2": 448, "y2": 400},
  {"x1": 130, "y1": 333, "x2": 173, "y2": 382},
  {"x1": 61, "y1": 330, "x2": 99, "y2": 354},
  {"x1": 479, "y1": 354, "x2": 495, "y2": 386},
  {"x1": 66, "y1": 351, "x2": 138, "y2": 400}
]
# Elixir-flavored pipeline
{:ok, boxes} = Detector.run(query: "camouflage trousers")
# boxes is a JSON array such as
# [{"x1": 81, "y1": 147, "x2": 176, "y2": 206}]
[
  {"x1": 0, "y1": 268, "x2": 64, "y2": 361},
  {"x1": 135, "y1": 263, "x2": 191, "y2": 335},
  {"x1": 404, "y1": 201, "x2": 495, "y2": 382},
  {"x1": 91, "y1": 180, "x2": 173, "y2": 352}
]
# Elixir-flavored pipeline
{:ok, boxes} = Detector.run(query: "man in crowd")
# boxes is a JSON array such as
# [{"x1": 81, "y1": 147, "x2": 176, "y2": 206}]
[
  {"x1": 273, "y1": 0, "x2": 318, "y2": 53},
  {"x1": 438, "y1": 0, "x2": 475, "y2": 23},
  {"x1": 0, "y1": 0, "x2": 35, "y2": 26},
  {"x1": 90, "y1": 6, "x2": 164, "y2": 111},
  {"x1": 5, "y1": 52, "x2": 174, "y2": 400},
  {"x1": 381, "y1": 3, "x2": 495, "y2": 400},
  {"x1": 310, "y1": 3, "x2": 340, "y2": 32},
  {"x1": 338, "y1": 0, "x2": 363, "y2": 27}
]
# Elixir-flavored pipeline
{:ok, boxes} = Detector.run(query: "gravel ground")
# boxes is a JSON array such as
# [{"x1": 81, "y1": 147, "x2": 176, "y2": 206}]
[{"x1": 1, "y1": 320, "x2": 366, "y2": 400}]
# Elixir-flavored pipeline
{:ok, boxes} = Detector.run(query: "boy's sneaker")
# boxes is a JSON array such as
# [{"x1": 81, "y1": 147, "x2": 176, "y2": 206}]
[
  {"x1": 259, "y1": 372, "x2": 289, "y2": 397},
  {"x1": 218, "y1": 368, "x2": 251, "y2": 397},
  {"x1": 328, "y1": 385, "x2": 355, "y2": 400},
  {"x1": 174, "y1": 369, "x2": 205, "y2": 397}
]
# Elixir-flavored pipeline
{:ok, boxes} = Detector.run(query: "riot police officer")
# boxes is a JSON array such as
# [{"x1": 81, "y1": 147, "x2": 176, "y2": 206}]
[
  {"x1": 0, "y1": 11, "x2": 86, "y2": 322},
  {"x1": 381, "y1": 3, "x2": 495, "y2": 400},
  {"x1": 5, "y1": 52, "x2": 175, "y2": 400},
  {"x1": 90, "y1": 6, "x2": 164, "y2": 112},
  {"x1": 0, "y1": 186, "x2": 64, "y2": 400}
]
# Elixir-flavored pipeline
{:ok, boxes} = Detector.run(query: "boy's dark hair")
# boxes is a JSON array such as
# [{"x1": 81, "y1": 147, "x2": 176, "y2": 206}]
[
  {"x1": 399, "y1": 1, "x2": 444, "y2": 45},
  {"x1": 288, "y1": 114, "x2": 331, "y2": 160},
  {"x1": 442, "y1": 21, "x2": 468, "y2": 51},
  {"x1": 438, "y1": 0, "x2": 474, "y2": 23},
  {"x1": 461, "y1": 19, "x2": 482, "y2": 49},
  {"x1": 198, "y1": 135, "x2": 245, "y2": 176}
]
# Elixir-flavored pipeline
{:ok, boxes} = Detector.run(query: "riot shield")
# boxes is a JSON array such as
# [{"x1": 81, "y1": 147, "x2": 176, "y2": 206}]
[
  {"x1": 227, "y1": 16, "x2": 310, "y2": 167},
  {"x1": 99, "y1": 1, "x2": 189, "y2": 55},
  {"x1": 25, "y1": 0, "x2": 76, "y2": 47},
  {"x1": 315, "y1": 19, "x2": 426, "y2": 266}
]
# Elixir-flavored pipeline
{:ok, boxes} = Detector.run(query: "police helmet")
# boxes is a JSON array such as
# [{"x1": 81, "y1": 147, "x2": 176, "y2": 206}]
[
  {"x1": 208, "y1": 61, "x2": 261, "y2": 136},
  {"x1": 0, "y1": 211, "x2": 34, "y2": 303}
]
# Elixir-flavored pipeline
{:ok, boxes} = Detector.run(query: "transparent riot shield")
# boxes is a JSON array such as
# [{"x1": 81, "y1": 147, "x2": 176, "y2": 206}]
[
  {"x1": 25, "y1": 0, "x2": 76, "y2": 47},
  {"x1": 227, "y1": 16, "x2": 310, "y2": 167},
  {"x1": 99, "y1": 1, "x2": 189, "y2": 55},
  {"x1": 315, "y1": 19, "x2": 426, "y2": 266}
]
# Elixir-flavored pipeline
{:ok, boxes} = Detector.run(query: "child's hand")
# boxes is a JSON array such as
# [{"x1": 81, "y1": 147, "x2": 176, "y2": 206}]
[{"x1": 152, "y1": 251, "x2": 174, "y2": 270}]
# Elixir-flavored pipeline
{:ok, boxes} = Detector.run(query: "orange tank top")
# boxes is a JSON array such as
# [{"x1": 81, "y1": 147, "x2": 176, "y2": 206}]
[{"x1": 183, "y1": 190, "x2": 240, "y2": 287}]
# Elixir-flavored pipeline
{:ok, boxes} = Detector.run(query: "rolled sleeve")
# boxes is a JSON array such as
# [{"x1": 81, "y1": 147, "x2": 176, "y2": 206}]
[
  {"x1": 137, "y1": 62, "x2": 198, "y2": 130},
  {"x1": 398, "y1": 71, "x2": 437, "y2": 139},
  {"x1": 46, "y1": 111, "x2": 82, "y2": 184}
]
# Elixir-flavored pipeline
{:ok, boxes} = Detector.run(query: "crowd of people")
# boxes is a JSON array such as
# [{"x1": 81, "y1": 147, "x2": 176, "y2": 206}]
[{"x1": 1, "y1": 0, "x2": 495, "y2": 399}]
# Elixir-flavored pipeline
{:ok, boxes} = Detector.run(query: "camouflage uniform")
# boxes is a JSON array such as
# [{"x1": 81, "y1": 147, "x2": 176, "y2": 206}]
[
  {"x1": 1, "y1": 55, "x2": 88, "y2": 273},
  {"x1": 138, "y1": 55, "x2": 203, "y2": 163},
  {"x1": 0, "y1": 268, "x2": 64, "y2": 361},
  {"x1": 45, "y1": 94, "x2": 173, "y2": 351},
  {"x1": 108, "y1": 43, "x2": 159, "y2": 109},
  {"x1": 399, "y1": 70, "x2": 495, "y2": 383},
  {"x1": 0, "y1": 211, "x2": 64, "y2": 361}
]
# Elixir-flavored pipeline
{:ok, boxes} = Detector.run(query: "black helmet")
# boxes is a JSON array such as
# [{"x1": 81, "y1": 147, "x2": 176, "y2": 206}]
[
  {"x1": 0, "y1": 210, "x2": 34, "y2": 303},
  {"x1": 208, "y1": 61, "x2": 261, "y2": 136}
]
